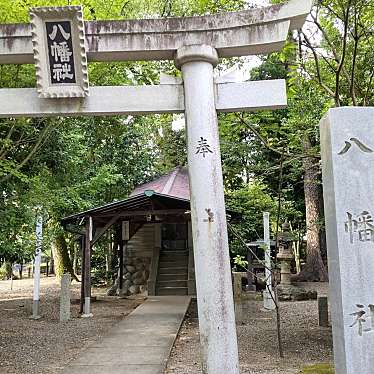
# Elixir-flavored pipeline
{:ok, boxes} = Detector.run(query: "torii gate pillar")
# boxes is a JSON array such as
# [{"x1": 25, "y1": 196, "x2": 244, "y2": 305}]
[{"x1": 175, "y1": 45, "x2": 239, "y2": 374}]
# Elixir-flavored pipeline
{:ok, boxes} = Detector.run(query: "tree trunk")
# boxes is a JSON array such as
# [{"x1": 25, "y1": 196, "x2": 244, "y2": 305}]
[
  {"x1": 54, "y1": 233, "x2": 79, "y2": 281},
  {"x1": 294, "y1": 138, "x2": 328, "y2": 282},
  {"x1": 49, "y1": 248, "x2": 55, "y2": 275},
  {"x1": 319, "y1": 184, "x2": 328, "y2": 267}
]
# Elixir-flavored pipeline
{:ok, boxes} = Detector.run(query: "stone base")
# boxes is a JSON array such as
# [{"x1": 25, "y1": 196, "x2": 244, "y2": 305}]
[
  {"x1": 242, "y1": 291, "x2": 257, "y2": 301},
  {"x1": 277, "y1": 284, "x2": 317, "y2": 301},
  {"x1": 107, "y1": 256, "x2": 151, "y2": 297},
  {"x1": 263, "y1": 290, "x2": 276, "y2": 310},
  {"x1": 71, "y1": 296, "x2": 97, "y2": 304},
  {"x1": 81, "y1": 313, "x2": 93, "y2": 318},
  {"x1": 234, "y1": 300, "x2": 244, "y2": 325},
  {"x1": 29, "y1": 314, "x2": 42, "y2": 320}
]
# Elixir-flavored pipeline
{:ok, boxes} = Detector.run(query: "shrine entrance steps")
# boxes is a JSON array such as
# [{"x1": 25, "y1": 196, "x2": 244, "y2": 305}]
[
  {"x1": 60, "y1": 296, "x2": 191, "y2": 374},
  {"x1": 156, "y1": 250, "x2": 189, "y2": 296}
]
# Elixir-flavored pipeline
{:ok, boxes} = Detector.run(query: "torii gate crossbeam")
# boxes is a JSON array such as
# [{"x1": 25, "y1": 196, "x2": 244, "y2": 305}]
[
  {"x1": 1, "y1": 0, "x2": 311, "y2": 64},
  {"x1": 0, "y1": 1, "x2": 312, "y2": 373},
  {"x1": 0, "y1": 80, "x2": 286, "y2": 117}
]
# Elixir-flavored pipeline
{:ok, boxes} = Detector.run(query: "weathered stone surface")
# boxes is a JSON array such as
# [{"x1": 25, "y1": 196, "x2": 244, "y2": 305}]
[
  {"x1": 176, "y1": 44, "x2": 239, "y2": 373},
  {"x1": 144, "y1": 270, "x2": 150, "y2": 280},
  {"x1": 61, "y1": 296, "x2": 191, "y2": 373},
  {"x1": 59, "y1": 273, "x2": 71, "y2": 322},
  {"x1": 29, "y1": 6, "x2": 89, "y2": 99},
  {"x1": 139, "y1": 285, "x2": 147, "y2": 294},
  {"x1": 123, "y1": 279, "x2": 131, "y2": 289},
  {"x1": 132, "y1": 271, "x2": 143, "y2": 280},
  {"x1": 320, "y1": 107, "x2": 374, "y2": 374},
  {"x1": 0, "y1": 80, "x2": 287, "y2": 119},
  {"x1": 129, "y1": 285, "x2": 140, "y2": 294},
  {"x1": 108, "y1": 255, "x2": 151, "y2": 296},
  {"x1": 318, "y1": 296, "x2": 329, "y2": 327},
  {"x1": 106, "y1": 282, "x2": 118, "y2": 296},
  {"x1": 135, "y1": 262, "x2": 144, "y2": 271},
  {"x1": 0, "y1": 0, "x2": 312, "y2": 64},
  {"x1": 277, "y1": 284, "x2": 316, "y2": 301},
  {"x1": 126, "y1": 265, "x2": 136, "y2": 273}
]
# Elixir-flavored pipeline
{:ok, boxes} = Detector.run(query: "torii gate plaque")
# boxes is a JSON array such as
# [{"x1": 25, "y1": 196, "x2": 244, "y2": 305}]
[{"x1": 0, "y1": 1, "x2": 312, "y2": 372}]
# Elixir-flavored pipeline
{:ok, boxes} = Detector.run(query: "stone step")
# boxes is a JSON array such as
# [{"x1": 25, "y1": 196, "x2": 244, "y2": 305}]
[
  {"x1": 159, "y1": 256, "x2": 188, "y2": 262},
  {"x1": 159, "y1": 260, "x2": 188, "y2": 267},
  {"x1": 160, "y1": 250, "x2": 188, "y2": 256},
  {"x1": 158, "y1": 273, "x2": 188, "y2": 281},
  {"x1": 158, "y1": 267, "x2": 188, "y2": 275},
  {"x1": 156, "y1": 287, "x2": 188, "y2": 296},
  {"x1": 157, "y1": 280, "x2": 188, "y2": 288}
]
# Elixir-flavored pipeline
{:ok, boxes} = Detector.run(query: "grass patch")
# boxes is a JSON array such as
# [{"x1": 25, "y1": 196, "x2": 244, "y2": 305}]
[{"x1": 301, "y1": 363, "x2": 334, "y2": 374}]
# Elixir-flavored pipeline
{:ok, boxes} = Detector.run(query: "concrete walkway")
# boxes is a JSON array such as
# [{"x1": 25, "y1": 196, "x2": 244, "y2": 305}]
[{"x1": 62, "y1": 296, "x2": 191, "y2": 374}]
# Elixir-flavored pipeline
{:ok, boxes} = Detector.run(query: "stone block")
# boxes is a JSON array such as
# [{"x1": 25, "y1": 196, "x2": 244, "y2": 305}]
[
  {"x1": 139, "y1": 285, "x2": 147, "y2": 294},
  {"x1": 318, "y1": 296, "x2": 329, "y2": 327},
  {"x1": 263, "y1": 290, "x2": 276, "y2": 310},
  {"x1": 320, "y1": 107, "x2": 374, "y2": 374},
  {"x1": 126, "y1": 265, "x2": 136, "y2": 273},
  {"x1": 135, "y1": 262, "x2": 144, "y2": 271},
  {"x1": 129, "y1": 285, "x2": 140, "y2": 294},
  {"x1": 59, "y1": 273, "x2": 71, "y2": 322},
  {"x1": 132, "y1": 271, "x2": 143, "y2": 280},
  {"x1": 277, "y1": 284, "x2": 314, "y2": 301},
  {"x1": 123, "y1": 279, "x2": 132, "y2": 289},
  {"x1": 124, "y1": 272, "x2": 131, "y2": 280}
]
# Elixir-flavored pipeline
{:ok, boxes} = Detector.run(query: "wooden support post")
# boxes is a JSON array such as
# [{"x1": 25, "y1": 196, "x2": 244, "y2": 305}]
[
  {"x1": 119, "y1": 240, "x2": 124, "y2": 293},
  {"x1": 80, "y1": 235, "x2": 85, "y2": 314},
  {"x1": 119, "y1": 221, "x2": 129, "y2": 295},
  {"x1": 82, "y1": 217, "x2": 93, "y2": 318}
]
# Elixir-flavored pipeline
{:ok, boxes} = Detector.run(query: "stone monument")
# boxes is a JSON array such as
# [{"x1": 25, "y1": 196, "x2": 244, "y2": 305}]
[
  {"x1": 60, "y1": 273, "x2": 71, "y2": 322},
  {"x1": 320, "y1": 107, "x2": 374, "y2": 374}
]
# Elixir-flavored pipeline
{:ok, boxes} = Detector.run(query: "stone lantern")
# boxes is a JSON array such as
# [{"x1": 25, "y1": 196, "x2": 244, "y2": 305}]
[
  {"x1": 276, "y1": 222, "x2": 316, "y2": 301},
  {"x1": 277, "y1": 222, "x2": 294, "y2": 286}
]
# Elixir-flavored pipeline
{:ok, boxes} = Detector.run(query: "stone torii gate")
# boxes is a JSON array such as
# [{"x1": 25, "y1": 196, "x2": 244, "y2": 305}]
[{"x1": 0, "y1": 1, "x2": 311, "y2": 372}]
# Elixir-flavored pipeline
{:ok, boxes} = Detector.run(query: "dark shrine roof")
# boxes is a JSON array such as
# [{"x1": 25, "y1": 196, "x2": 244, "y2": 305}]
[
  {"x1": 62, "y1": 167, "x2": 190, "y2": 225},
  {"x1": 61, "y1": 166, "x2": 238, "y2": 226},
  {"x1": 130, "y1": 167, "x2": 189, "y2": 200},
  {"x1": 61, "y1": 190, "x2": 190, "y2": 225}
]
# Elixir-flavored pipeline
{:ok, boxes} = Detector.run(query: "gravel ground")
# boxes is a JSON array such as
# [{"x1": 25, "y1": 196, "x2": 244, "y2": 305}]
[
  {"x1": 165, "y1": 283, "x2": 333, "y2": 374},
  {"x1": 0, "y1": 276, "x2": 142, "y2": 374}
]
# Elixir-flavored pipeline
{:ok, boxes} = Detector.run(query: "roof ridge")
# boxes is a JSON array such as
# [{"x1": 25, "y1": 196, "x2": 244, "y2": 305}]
[{"x1": 161, "y1": 167, "x2": 180, "y2": 195}]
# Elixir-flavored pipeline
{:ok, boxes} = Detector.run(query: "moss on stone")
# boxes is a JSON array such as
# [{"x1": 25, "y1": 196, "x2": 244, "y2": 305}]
[{"x1": 301, "y1": 363, "x2": 334, "y2": 374}]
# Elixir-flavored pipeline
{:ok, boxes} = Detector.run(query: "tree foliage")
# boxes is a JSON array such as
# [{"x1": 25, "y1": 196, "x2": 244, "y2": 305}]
[{"x1": 1, "y1": 0, "x2": 374, "y2": 281}]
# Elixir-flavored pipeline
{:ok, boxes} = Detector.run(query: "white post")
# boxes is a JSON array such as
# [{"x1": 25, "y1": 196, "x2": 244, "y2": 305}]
[
  {"x1": 31, "y1": 213, "x2": 42, "y2": 319},
  {"x1": 10, "y1": 264, "x2": 13, "y2": 291},
  {"x1": 175, "y1": 44, "x2": 239, "y2": 374},
  {"x1": 263, "y1": 212, "x2": 275, "y2": 310},
  {"x1": 82, "y1": 216, "x2": 93, "y2": 318}
]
